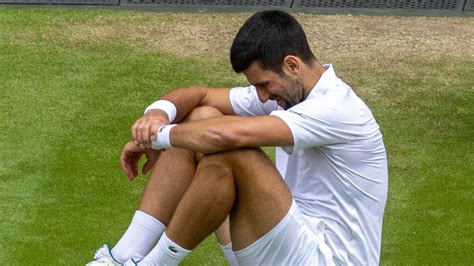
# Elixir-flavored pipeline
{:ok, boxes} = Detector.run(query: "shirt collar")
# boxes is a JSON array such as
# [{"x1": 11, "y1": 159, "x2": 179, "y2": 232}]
[{"x1": 309, "y1": 64, "x2": 339, "y2": 98}]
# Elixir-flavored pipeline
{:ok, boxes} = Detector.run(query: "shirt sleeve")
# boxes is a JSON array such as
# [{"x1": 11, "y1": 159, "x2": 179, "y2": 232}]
[
  {"x1": 270, "y1": 98, "x2": 358, "y2": 154},
  {"x1": 229, "y1": 86, "x2": 279, "y2": 116}
]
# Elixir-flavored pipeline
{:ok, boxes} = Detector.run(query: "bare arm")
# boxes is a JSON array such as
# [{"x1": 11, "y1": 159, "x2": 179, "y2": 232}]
[
  {"x1": 160, "y1": 87, "x2": 235, "y2": 122},
  {"x1": 170, "y1": 115, "x2": 294, "y2": 154},
  {"x1": 132, "y1": 87, "x2": 233, "y2": 148},
  {"x1": 122, "y1": 87, "x2": 293, "y2": 179}
]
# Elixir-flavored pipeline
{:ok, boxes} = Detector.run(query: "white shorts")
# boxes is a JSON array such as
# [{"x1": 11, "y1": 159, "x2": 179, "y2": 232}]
[{"x1": 234, "y1": 201, "x2": 334, "y2": 266}]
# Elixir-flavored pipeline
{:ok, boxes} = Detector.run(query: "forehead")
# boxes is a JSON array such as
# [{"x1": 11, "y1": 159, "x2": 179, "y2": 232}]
[{"x1": 243, "y1": 61, "x2": 280, "y2": 85}]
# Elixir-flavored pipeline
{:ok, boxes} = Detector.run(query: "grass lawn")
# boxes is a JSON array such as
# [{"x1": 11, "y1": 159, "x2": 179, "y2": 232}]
[{"x1": 0, "y1": 7, "x2": 472, "y2": 265}]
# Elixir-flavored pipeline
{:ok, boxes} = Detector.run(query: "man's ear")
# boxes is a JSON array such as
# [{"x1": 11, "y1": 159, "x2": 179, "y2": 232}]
[{"x1": 282, "y1": 55, "x2": 301, "y2": 75}]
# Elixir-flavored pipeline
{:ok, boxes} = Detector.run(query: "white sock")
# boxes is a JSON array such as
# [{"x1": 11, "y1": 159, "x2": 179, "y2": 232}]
[
  {"x1": 139, "y1": 232, "x2": 191, "y2": 265},
  {"x1": 111, "y1": 210, "x2": 166, "y2": 263},
  {"x1": 220, "y1": 243, "x2": 238, "y2": 266}
]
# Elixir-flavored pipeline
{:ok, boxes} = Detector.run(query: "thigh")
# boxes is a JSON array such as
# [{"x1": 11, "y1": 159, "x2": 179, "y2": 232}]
[{"x1": 205, "y1": 148, "x2": 293, "y2": 250}]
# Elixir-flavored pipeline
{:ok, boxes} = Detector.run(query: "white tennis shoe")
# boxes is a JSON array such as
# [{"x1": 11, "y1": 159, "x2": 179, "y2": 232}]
[
  {"x1": 123, "y1": 258, "x2": 139, "y2": 266},
  {"x1": 86, "y1": 244, "x2": 121, "y2": 266}
]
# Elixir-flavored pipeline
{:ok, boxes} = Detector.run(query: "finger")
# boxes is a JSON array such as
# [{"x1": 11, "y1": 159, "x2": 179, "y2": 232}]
[
  {"x1": 138, "y1": 121, "x2": 151, "y2": 146},
  {"x1": 149, "y1": 124, "x2": 159, "y2": 143},
  {"x1": 120, "y1": 151, "x2": 134, "y2": 180},
  {"x1": 124, "y1": 163, "x2": 134, "y2": 180},
  {"x1": 142, "y1": 151, "x2": 160, "y2": 175},
  {"x1": 120, "y1": 142, "x2": 143, "y2": 180},
  {"x1": 136, "y1": 120, "x2": 145, "y2": 146},
  {"x1": 131, "y1": 159, "x2": 139, "y2": 178},
  {"x1": 142, "y1": 159, "x2": 153, "y2": 175},
  {"x1": 131, "y1": 120, "x2": 141, "y2": 145},
  {"x1": 142, "y1": 119, "x2": 151, "y2": 146}
]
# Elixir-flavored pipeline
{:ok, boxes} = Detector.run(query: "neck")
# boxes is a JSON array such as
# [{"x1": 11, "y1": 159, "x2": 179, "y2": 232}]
[{"x1": 303, "y1": 61, "x2": 326, "y2": 98}]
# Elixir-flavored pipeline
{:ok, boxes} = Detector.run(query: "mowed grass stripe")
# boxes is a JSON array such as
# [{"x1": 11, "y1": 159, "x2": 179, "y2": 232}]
[
  {"x1": 0, "y1": 44, "x2": 131, "y2": 263},
  {"x1": 0, "y1": 46, "x2": 89, "y2": 263},
  {"x1": 0, "y1": 32, "x2": 228, "y2": 263},
  {"x1": 375, "y1": 59, "x2": 474, "y2": 264}
]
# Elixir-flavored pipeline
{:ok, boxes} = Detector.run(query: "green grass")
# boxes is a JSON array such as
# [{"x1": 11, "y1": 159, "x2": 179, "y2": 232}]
[
  {"x1": 370, "y1": 60, "x2": 474, "y2": 264},
  {"x1": 0, "y1": 7, "x2": 473, "y2": 265}
]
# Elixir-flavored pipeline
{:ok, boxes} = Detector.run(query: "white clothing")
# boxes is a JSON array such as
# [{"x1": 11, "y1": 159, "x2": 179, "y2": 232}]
[
  {"x1": 229, "y1": 64, "x2": 388, "y2": 265},
  {"x1": 234, "y1": 201, "x2": 334, "y2": 266}
]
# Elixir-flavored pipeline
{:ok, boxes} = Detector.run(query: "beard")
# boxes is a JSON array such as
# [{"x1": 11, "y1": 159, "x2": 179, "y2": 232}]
[{"x1": 277, "y1": 75, "x2": 305, "y2": 110}]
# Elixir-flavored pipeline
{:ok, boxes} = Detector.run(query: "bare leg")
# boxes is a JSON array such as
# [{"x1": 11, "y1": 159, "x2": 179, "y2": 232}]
[
  {"x1": 138, "y1": 106, "x2": 225, "y2": 223},
  {"x1": 215, "y1": 217, "x2": 231, "y2": 246},
  {"x1": 137, "y1": 147, "x2": 197, "y2": 225},
  {"x1": 215, "y1": 217, "x2": 239, "y2": 266},
  {"x1": 167, "y1": 148, "x2": 292, "y2": 250},
  {"x1": 110, "y1": 107, "x2": 227, "y2": 262}
]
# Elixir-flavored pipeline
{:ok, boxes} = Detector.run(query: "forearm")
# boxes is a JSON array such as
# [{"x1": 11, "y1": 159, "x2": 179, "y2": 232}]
[
  {"x1": 156, "y1": 87, "x2": 208, "y2": 123},
  {"x1": 168, "y1": 116, "x2": 293, "y2": 154},
  {"x1": 134, "y1": 86, "x2": 232, "y2": 148},
  {"x1": 168, "y1": 116, "x2": 237, "y2": 154}
]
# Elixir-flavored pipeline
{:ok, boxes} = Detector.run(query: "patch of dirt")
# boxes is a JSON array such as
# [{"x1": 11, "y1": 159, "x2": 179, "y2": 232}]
[
  {"x1": 64, "y1": 12, "x2": 474, "y2": 62},
  {"x1": 299, "y1": 14, "x2": 474, "y2": 62}
]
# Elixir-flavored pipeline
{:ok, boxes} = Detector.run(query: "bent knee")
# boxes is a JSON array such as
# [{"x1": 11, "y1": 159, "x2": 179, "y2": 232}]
[
  {"x1": 199, "y1": 148, "x2": 268, "y2": 167},
  {"x1": 184, "y1": 106, "x2": 223, "y2": 122},
  {"x1": 197, "y1": 154, "x2": 234, "y2": 181}
]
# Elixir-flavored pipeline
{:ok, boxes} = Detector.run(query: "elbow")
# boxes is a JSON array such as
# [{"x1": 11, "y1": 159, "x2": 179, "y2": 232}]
[{"x1": 187, "y1": 86, "x2": 208, "y2": 95}]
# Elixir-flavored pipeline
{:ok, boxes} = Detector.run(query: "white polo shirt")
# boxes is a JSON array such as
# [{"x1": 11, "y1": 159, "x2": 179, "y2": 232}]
[{"x1": 229, "y1": 64, "x2": 388, "y2": 265}]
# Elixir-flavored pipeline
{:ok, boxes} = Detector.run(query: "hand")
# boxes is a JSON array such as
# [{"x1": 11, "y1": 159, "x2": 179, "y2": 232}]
[
  {"x1": 120, "y1": 140, "x2": 161, "y2": 181},
  {"x1": 131, "y1": 109, "x2": 169, "y2": 149}
]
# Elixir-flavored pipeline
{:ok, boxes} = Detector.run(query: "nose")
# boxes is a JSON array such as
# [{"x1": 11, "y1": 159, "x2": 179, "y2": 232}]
[{"x1": 256, "y1": 88, "x2": 270, "y2": 103}]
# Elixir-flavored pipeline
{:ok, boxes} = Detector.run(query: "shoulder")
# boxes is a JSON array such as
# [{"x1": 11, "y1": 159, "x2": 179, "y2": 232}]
[{"x1": 230, "y1": 86, "x2": 279, "y2": 116}]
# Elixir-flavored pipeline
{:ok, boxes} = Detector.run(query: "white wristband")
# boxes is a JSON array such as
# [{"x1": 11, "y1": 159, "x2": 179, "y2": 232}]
[
  {"x1": 151, "y1": 124, "x2": 177, "y2": 150},
  {"x1": 144, "y1": 100, "x2": 177, "y2": 123}
]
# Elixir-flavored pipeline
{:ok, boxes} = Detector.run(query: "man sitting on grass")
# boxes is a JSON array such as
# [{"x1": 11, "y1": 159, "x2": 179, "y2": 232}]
[{"x1": 88, "y1": 10, "x2": 388, "y2": 265}]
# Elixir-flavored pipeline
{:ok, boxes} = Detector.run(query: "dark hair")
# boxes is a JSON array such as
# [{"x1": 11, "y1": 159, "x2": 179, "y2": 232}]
[{"x1": 230, "y1": 10, "x2": 315, "y2": 74}]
